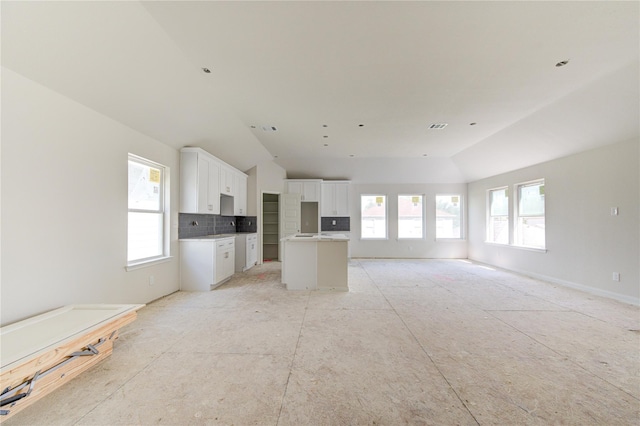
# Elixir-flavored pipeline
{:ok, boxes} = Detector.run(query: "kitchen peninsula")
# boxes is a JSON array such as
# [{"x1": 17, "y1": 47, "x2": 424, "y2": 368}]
[{"x1": 281, "y1": 234, "x2": 349, "y2": 291}]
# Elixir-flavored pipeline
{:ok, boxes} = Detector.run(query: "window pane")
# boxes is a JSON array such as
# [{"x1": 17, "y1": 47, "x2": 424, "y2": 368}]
[
  {"x1": 516, "y1": 180, "x2": 545, "y2": 249},
  {"x1": 128, "y1": 212, "x2": 163, "y2": 261},
  {"x1": 490, "y1": 188, "x2": 508, "y2": 216},
  {"x1": 361, "y1": 195, "x2": 386, "y2": 239},
  {"x1": 436, "y1": 195, "x2": 461, "y2": 239},
  {"x1": 398, "y1": 195, "x2": 423, "y2": 239},
  {"x1": 519, "y1": 183, "x2": 544, "y2": 216},
  {"x1": 128, "y1": 160, "x2": 162, "y2": 211},
  {"x1": 489, "y1": 216, "x2": 509, "y2": 244},
  {"x1": 518, "y1": 216, "x2": 545, "y2": 248}
]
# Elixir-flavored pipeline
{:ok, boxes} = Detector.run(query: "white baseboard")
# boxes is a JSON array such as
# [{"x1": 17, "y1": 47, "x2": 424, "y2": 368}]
[{"x1": 468, "y1": 258, "x2": 640, "y2": 307}]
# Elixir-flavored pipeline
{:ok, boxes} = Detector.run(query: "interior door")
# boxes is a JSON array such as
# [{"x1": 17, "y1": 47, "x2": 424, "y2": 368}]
[{"x1": 281, "y1": 193, "x2": 301, "y2": 238}]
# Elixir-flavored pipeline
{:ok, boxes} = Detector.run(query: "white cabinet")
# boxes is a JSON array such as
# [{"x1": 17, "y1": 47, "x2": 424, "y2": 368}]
[
  {"x1": 181, "y1": 147, "x2": 248, "y2": 217},
  {"x1": 180, "y1": 237, "x2": 234, "y2": 291},
  {"x1": 215, "y1": 238, "x2": 235, "y2": 284},
  {"x1": 235, "y1": 233, "x2": 257, "y2": 272},
  {"x1": 180, "y1": 149, "x2": 220, "y2": 214},
  {"x1": 321, "y1": 181, "x2": 350, "y2": 216},
  {"x1": 220, "y1": 166, "x2": 235, "y2": 196},
  {"x1": 234, "y1": 173, "x2": 247, "y2": 216},
  {"x1": 286, "y1": 180, "x2": 321, "y2": 202}
]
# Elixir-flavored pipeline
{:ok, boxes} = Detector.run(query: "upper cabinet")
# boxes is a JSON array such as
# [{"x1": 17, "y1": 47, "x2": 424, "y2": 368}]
[
  {"x1": 321, "y1": 181, "x2": 350, "y2": 217},
  {"x1": 234, "y1": 173, "x2": 247, "y2": 216},
  {"x1": 180, "y1": 149, "x2": 220, "y2": 214},
  {"x1": 180, "y1": 148, "x2": 248, "y2": 216},
  {"x1": 286, "y1": 179, "x2": 322, "y2": 202},
  {"x1": 220, "y1": 165, "x2": 235, "y2": 196}
]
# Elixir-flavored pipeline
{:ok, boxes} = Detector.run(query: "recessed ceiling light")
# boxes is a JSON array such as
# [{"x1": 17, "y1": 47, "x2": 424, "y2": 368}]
[
  {"x1": 202, "y1": 67, "x2": 211, "y2": 73},
  {"x1": 555, "y1": 60, "x2": 569, "y2": 67},
  {"x1": 429, "y1": 123, "x2": 448, "y2": 129},
  {"x1": 261, "y1": 125, "x2": 277, "y2": 132}
]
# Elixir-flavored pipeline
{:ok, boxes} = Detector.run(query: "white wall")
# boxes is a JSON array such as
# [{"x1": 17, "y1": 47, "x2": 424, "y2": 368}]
[
  {"x1": 468, "y1": 139, "x2": 639, "y2": 304},
  {"x1": 350, "y1": 183, "x2": 468, "y2": 259},
  {"x1": 1, "y1": 68, "x2": 181, "y2": 324}
]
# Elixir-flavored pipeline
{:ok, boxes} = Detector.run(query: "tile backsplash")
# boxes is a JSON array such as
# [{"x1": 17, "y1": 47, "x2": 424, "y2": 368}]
[
  {"x1": 321, "y1": 217, "x2": 350, "y2": 232},
  {"x1": 179, "y1": 214, "x2": 257, "y2": 238}
]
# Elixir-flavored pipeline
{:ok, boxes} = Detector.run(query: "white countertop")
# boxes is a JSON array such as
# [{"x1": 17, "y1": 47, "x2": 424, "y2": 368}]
[
  {"x1": 179, "y1": 232, "x2": 256, "y2": 242},
  {"x1": 282, "y1": 233, "x2": 350, "y2": 242}
]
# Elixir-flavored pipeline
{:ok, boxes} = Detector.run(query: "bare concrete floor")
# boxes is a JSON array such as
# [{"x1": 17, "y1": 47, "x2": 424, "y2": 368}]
[{"x1": 5, "y1": 259, "x2": 639, "y2": 425}]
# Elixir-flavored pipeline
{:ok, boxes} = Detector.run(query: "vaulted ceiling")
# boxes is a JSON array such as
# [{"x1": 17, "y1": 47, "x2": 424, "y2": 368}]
[{"x1": 3, "y1": 1, "x2": 638, "y2": 183}]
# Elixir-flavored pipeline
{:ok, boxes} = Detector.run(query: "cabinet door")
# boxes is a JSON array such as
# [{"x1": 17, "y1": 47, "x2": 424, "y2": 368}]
[
  {"x1": 215, "y1": 243, "x2": 226, "y2": 284},
  {"x1": 247, "y1": 235, "x2": 257, "y2": 267},
  {"x1": 303, "y1": 182, "x2": 320, "y2": 202},
  {"x1": 321, "y1": 183, "x2": 335, "y2": 216},
  {"x1": 197, "y1": 156, "x2": 220, "y2": 214},
  {"x1": 334, "y1": 183, "x2": 350, "y2": 216},
  {"x1": 234, "y1": 173, "x2": 247, "y2": 216},
  {"x1": 206, "y1": 158, "x2": 220, "y2": 214},
  {"x1": 221, "y1": 166, "x2": 234, "y2": 195},
  {"x1": 196, "y1": 155, "x2": 209, "y2": 213},
  {"x1": 287, "y1": 181, "x2": 303, "y2": 197}
]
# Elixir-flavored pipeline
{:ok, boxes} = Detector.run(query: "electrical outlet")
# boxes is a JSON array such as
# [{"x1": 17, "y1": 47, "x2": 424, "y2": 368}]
[
  {"x1": 612, "y1": 272, "x2": 620, "y2": 282},
  {"x1": 149, "y1": 275, "x2": 155, "y2": 286},
  {"x1": 611, "y1": 207, "x2": 619, "y2": 216}
]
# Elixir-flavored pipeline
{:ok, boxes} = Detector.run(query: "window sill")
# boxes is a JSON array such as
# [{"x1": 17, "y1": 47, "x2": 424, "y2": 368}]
[
  {"x1": 484, "y1": 242, "x2": 547, "y2": 253},
  {"x1": 435, "y1": 238, "x2": 466, "y2": 242},
  {"x1": 126, "y1": 256, "x2": 173, "y2": 271}
]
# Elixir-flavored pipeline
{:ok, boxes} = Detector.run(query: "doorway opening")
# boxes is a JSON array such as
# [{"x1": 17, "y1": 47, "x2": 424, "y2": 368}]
[{"x1": 262, "y1": 193, "x2": 279, "y2": 261}]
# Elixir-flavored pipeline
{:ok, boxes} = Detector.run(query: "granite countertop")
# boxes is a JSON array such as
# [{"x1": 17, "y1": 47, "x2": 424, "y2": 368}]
[
  {"x1": 179, "y1": 232, "x2": 257, "y2": 242},
  {"x1": 281, "y1": 233, "x2": 350, "y2": 242}
]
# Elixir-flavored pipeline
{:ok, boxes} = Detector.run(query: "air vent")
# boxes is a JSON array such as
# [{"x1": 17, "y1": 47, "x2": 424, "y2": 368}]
[
  {"x1": 429, "y1": 123, "x2": 448, "y2": 129},
  {"x1": 261, "y1": 125, "x2": 277, "y2": 132}
]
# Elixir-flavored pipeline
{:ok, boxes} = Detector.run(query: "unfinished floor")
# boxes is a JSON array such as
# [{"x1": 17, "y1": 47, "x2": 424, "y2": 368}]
[{"x1": 4, "y1": 259, "x2": 639, "y2": 425}]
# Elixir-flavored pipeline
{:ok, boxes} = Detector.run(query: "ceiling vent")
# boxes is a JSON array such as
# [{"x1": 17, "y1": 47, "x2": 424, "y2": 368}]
[
  {"x1": 429, "y1": 123, "x2": 448, "y2": 129},
  {"x1": 261, "y1": 125, "x2": 277, "y2": 132}
]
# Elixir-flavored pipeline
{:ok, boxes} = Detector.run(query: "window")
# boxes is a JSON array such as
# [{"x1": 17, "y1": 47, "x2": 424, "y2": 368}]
[
  {"x1": 361, "y1": 195, "x2": 387, "y2": 239},
  {"x1": 128, "y1": 154, "x2": 168, "y2": 264},
  {"x1": 515, "y1": 180, "x2": 545, "y2": 249},
  {"x1": 435, "y1": 195, "x2": 462, "y2": 239},
  {"x1": 398, "y1": 195, "x2": 424, "y2": 239},
  {"x1": 487, "y1": 187, "x2": 509, "y2": 244}
]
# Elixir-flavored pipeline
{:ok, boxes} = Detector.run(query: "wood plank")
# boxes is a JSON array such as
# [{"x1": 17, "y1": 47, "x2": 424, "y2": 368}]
[{"x1": 0, "y1": 310, "x2": 139, "y2": 420}]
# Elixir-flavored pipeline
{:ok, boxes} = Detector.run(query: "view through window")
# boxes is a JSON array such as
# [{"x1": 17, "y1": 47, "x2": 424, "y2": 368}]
[
  {"x1": 361, "y1": 195, "x2": 387, "y2": 239},
  {"x1": 435, "y1": 195, "x2": 462, "y2": 239},
  {"x1": 488, "y1": 188, "x2": 509, "y2": 244},
  {"x1": 398, "y1": 195, "x2": 424, "y2": 239},
  {"x1": 128, "y1": 155, "x2": 167, "y2": 263}
]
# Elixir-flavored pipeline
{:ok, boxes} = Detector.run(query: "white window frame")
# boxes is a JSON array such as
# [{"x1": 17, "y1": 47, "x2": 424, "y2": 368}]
[
  {"x1": 487, "y1": 187, "x2": 509, "y2": 245},
  {"x1": 435, "y1": 194, "x2": 463, "y2": 240},
  {"x1": 397, "y1": 194, "x2": 425, "y2": 240},
  {"x1": 127, "y1": 154, "x2": 171, "y2": 269},
  {"x1": 514, "y1": 179, "x2": 545, "y2": 250},
  {"x1": 360, "y1": 194, "x2": 388, "y2": 240}
]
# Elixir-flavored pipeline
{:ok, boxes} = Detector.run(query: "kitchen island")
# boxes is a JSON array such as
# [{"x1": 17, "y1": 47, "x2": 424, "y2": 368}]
[{"x1": 281, "y1": 233, "x2": 349, "y2": 291}]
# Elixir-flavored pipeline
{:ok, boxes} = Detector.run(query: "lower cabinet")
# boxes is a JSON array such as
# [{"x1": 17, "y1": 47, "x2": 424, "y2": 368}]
[
  {"x1": 180, "y1": 237, "x2": 235, "y2": 291},
  {"x1": 235, "y1": 233, "x2": 258, "y2": 272}
]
